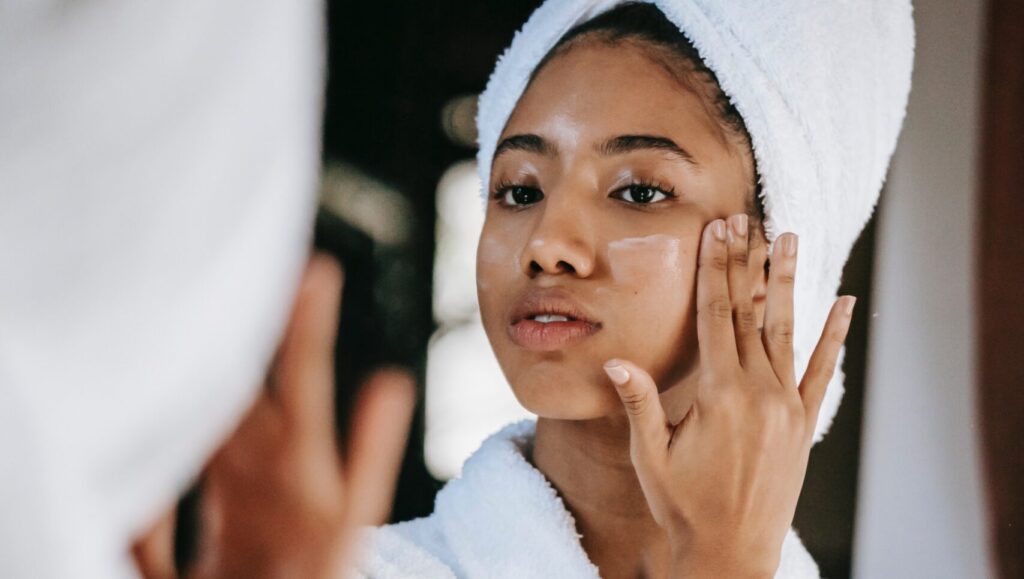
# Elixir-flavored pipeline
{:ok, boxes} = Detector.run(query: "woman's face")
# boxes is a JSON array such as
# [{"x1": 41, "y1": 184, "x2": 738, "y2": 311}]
[{"x1": 477, "y1": 39, "x2": 766, "y2": 420}]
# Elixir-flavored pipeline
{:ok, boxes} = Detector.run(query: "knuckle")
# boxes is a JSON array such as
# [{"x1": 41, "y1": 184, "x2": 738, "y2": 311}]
[
  {"x1": 730, "y1": 249, "x2": 750, "y2": 267},
  {"x1": 767, "y1": 321, "x2": 795, "y2": 345},
  {"x1": 701, "y1": 253, "x2": 729, "y2": 272},
  {"x1": 775, "y1": 271, "x2": 796, "y2": 287},
  {"x1": 806, "y1": 358, "x2": 839, "y2": 385},
  {"x1": 704, "y1": 298, "x2": 733, "y2": 320},
  {"x1": 734, "y1": 307, "x2": 758, "y2": 333},
  {"x1": 815, "y1": 357, "x2": 839, "y2": 381},
  {"x1": 828, "y1": 327, "x2": 848, "y2": 346},
  {"x1": 620, "y1": 388, "x2": 650, "y2": 415}
]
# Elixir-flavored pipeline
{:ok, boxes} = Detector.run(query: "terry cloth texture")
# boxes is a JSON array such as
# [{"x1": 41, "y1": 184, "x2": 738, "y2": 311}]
[
  {"x1": 475, "y1": 0, "x2": 914, "y2": 443},
  {"x1": 352, "y1": 420, "x2": 822, "y2": 578}
]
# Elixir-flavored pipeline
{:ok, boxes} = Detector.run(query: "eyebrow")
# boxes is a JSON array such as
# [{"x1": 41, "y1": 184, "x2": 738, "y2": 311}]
[
  {"x1": 494, "y1": 134, "x2": 555, "y2": 158},
  {"x1": 493, "y1": 133, "x2": 698, "y2": 168},
  {"x1": 599, "y1": 135, "x2": 698, "y2": 166}
]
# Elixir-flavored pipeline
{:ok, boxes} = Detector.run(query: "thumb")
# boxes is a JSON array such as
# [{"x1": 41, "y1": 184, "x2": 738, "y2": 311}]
[{"x1": 604, "y1": 359, "x2": 670, "y2": 462}]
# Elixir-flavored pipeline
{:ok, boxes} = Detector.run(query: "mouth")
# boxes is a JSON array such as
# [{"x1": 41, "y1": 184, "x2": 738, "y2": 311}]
[{"x1": 507, "y1": 290, "x2": 602, "y2": 352}]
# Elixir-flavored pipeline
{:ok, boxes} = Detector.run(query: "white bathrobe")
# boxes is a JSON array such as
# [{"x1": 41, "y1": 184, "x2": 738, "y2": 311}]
[{"x1": 353, "y1": 420, "x2": 821, "y2": 579}]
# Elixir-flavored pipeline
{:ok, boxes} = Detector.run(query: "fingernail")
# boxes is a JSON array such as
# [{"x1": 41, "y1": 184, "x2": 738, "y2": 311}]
[
  {"x1": 843, "y1": 296, "x2": 857, "y2": 315},
  {"x1": 785, "y1": 234, "x2": 798, "y2": 257},
  {"x1": 603, "y1": 362, "x2": 630, "y2": 385},
  {"x1": 712, "y1": 220, "x2": 726, "y2": 241},
  {"x1": 729, "y1": 214, "x2": 748, "y2": 239}
]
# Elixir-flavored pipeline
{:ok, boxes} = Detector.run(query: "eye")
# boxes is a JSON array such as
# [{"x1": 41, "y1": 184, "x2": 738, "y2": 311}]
[
  {"x1": 497, "y1": 185, "x2": 544, "y2": 207},
  {"x1": 611, "y1": 183, "x2": 675, "y2": 205}
]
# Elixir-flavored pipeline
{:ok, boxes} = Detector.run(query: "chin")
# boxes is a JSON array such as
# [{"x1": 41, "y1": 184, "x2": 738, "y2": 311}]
[{"x1": 502, "y1": 355, "x2": 624, "y2": 420}]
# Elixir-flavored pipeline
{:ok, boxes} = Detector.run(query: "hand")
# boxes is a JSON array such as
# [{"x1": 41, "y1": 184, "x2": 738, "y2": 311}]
[
  {"x1": 133, "y1": 253, "x2": 416, "y2": 579},
  {"x1": 603, "y1": 215, "x2": 856, "y2": 579}
]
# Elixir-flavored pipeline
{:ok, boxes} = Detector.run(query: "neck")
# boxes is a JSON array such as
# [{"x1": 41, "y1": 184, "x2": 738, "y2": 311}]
[
  {"x1": 530, "y1": 371, "x2": 700, "y2": 579},
  {"x1": 532, "y1": 415, "x2": 672, "y2": 579}
]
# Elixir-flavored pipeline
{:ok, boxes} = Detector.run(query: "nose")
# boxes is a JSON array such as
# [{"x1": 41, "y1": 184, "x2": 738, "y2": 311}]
[{"x1": 519, "y1": 195, "x2": 596, "y2": 278}]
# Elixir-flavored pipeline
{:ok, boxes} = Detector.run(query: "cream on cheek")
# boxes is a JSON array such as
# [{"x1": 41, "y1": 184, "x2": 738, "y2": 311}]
[
  {"x1": 604, "y1": 233, "x2": 696, "y2": 384},
  {"x1": 606, "y1": 234, "x2": 685, "y2": 290}
]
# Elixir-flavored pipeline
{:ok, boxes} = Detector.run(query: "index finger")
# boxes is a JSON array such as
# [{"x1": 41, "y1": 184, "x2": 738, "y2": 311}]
[{"x1": 696, "y1": 219, "x2": 740, "y2": 374}]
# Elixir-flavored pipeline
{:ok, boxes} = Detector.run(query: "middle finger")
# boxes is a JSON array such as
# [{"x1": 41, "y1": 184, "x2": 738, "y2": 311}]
[{"x1": 696, "y1": 218, "x2": 740, "y2": 375}]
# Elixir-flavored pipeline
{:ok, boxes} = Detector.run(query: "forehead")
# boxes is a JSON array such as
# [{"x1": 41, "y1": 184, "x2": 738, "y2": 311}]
[{"x1": 502, "y1": 40, "x2": 734, "y2": 161}]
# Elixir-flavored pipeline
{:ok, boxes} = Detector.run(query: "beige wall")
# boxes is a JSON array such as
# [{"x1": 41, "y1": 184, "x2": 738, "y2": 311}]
[{"x1": 853, "y1": 0, "x2": 994, "y2": 577}]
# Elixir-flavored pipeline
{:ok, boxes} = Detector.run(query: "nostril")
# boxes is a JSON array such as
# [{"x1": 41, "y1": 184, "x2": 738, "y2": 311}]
[{"x1": 529, "y1": 260, "x2": 576, "y2": 275}]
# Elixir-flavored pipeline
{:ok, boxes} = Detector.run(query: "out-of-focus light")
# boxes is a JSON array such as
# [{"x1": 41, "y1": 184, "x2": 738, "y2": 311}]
[
  {"x1": 433, "y1": 160, "x2": 484, "y2": 324},
  {"x1": 440, "y1": 94, "x2": 478, "y2": 148},
  {"x1": 319, "y1": 162, "x2": 412, "y2": 246}
]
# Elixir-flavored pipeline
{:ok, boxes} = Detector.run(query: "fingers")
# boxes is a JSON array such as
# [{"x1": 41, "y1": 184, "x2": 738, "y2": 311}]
[
  {"x1": 276, "y1": 252, "x2": 344, "y2": 439},
  {"x1": 762, "y1": 234, "x2": 798, "y2": 387},
  {"x1": 725, "y1": 213, "x2": 766, "y2": 370},
  {"x1": 604, "y1": 359, "x2": 671, "y2": 464},
  {"x1": 697, "y1": 219, "x2": 740, "y2": 373},
  {"x1": 344, "y1": 368, "x2": 417, "y2": 527},
  {"x1": 799, "y1": 296, "x2": 856, "y2": 431}
]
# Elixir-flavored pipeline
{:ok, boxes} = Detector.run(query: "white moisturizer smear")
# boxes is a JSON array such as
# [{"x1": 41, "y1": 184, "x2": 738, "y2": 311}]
[{"x1": 606, "y1": 234, "x2": 683, "y2": 285}]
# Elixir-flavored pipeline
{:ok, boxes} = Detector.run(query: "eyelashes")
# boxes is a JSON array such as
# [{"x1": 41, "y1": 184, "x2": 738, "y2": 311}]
[
  {"x1": 491, "y1": 180, "x2": 544, "y2": 207},
  {"x1": 610, "y1": 180, "x2": 678, "y2": 205},
  {"x1": 490, "y1": 178, "x2": 678, "y2": 208}
]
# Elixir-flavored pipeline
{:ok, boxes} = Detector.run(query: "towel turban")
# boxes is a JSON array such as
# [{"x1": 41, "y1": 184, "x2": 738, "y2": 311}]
[{"x1": 475, "y1": 0, "x2": 914, "y2": 442}]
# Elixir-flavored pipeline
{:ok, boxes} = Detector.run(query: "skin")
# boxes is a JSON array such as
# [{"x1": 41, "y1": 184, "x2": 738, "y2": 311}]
[{"x1": 478, "y1": 38, "x2": 855, "y2": 579}]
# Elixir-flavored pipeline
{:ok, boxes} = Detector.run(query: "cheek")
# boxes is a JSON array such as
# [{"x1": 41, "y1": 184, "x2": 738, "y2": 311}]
[
  {"x1": 476, "y1": 234, "x2": 520, "y2": 324},
  {"x1": 607, "y1": 234, "x2": 685, "y2": 288},
  {"x1": 604, "y1": 234, "x2": 697, "y2": 378},
  {"x1": 477, "y1": 234, "x2": 519, "y2": 282}
]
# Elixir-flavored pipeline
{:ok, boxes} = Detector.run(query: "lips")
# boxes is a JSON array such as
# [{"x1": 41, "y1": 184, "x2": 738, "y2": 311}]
[{"x1": 507, "y1": 289, "x2": 602, "y2": 351}]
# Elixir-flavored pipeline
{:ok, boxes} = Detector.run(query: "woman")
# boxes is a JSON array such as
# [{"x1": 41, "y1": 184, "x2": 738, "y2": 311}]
[{"x1": 356, "y1": 1, "x2": 913, "y2": 578}]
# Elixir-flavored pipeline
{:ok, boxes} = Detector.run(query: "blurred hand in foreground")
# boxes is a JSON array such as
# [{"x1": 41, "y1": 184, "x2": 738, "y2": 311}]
[{"x1": 133, "y1": 253, "x2": 417, "y2": 579}]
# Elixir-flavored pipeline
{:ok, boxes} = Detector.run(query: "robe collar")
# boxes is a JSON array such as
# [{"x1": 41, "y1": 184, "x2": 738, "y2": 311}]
[{"x1": 434, "y1": 420, "x2": 601, "y2": 579}]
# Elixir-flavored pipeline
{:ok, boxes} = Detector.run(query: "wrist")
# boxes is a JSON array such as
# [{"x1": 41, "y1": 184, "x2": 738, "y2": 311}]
[
  {"x1": 670, "y1": 558, "x2": 775, "y2": 579},
  {"x1": 669, "y1": 539, "x2": 778, "y2": 579}
]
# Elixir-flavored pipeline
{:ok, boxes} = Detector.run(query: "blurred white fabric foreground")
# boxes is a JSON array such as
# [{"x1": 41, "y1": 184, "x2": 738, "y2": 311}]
[{"x1": 0, "y1": 1, "x2": 323, "y2": 577}]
